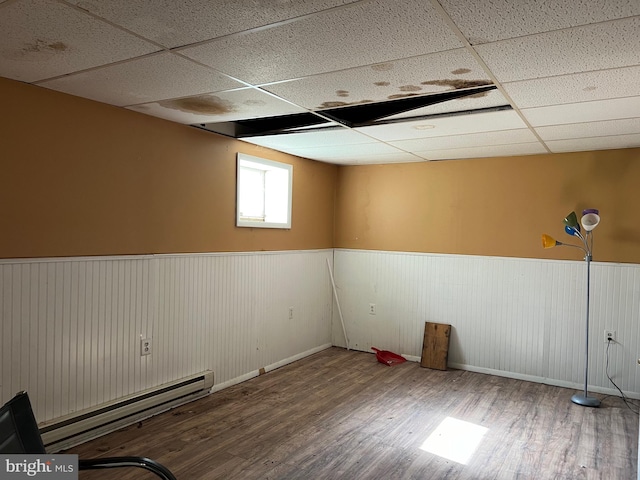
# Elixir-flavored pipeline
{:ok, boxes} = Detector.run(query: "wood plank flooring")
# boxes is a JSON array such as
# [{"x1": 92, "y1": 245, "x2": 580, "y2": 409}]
[{"x1": 70, "y1": 347, "x2": 638, "y2": 479}]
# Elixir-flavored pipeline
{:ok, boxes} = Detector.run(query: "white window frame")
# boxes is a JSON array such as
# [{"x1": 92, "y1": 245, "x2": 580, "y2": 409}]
[{"x1": 236, "y1": 153, "x2": 293, "y2": 229}]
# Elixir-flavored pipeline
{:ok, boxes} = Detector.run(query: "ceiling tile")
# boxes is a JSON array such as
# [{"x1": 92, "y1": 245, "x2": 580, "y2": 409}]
[
  {"x1": 179, "y1": 0, "x2": 463, "y2": 84},
  {"x1": 262, "y1": 48, "x2": 491, "y2": 110},
  {"x1": 439, "y1": 0, "x2": 640, "y2": 44},
  {"x1": 546, "y1": 134, "x2": 640, "y2": 153},
  {"x1": 503, "y1": 66, "x2": 640, "y2": 108},
  {"x1": 127, "y1": 88, "x2": 307, "y2": 124},
  {"x1": 474, "y1": 17, "x2": 640, "y2": 82},
  {"x1": 535, "y1": 118, "x2": 640, "y2": 142},
  {"x1": 241, "y1": 127, "x2": 373, "y2": 152},
  {"x1": 353, "y1": 153, "x2": 427, "y2": 164},
  {"x1": 269, "y1": 141, "x2": 410, "y2": 163},
  {"x1": 523, "y1": 97, "x2": 640, "y2": 127},
  {"x1": 38, "y1": 52, "x2": 244, "y2": 107},
  {"x1": 391, "y1": 128, "x2": 539, "y2": 152},
  {"x1": 420, "y1": 143, "x2": 547, "y2": 160},
  {"x1": 356, "y1": 110, "x2": 527, "y2": 142},
  {"x1": 0, "y1": 0, "x2": 159, "y2": 82},
  {"x1": 64, "y1": 0, "x2": 360, "y2": 48}
]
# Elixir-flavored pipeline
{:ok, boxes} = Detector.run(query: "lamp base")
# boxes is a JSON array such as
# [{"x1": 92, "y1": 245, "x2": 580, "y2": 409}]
[{"x1": 571, "y1": 393, "x2": 600, "y2": 407}]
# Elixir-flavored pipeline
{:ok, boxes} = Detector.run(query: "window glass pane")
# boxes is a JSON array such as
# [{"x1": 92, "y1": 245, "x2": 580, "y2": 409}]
[
  {"x1": 239, "y1": 166, "x2": 265, "y2": 220},
  {"x1": 236, "y1": 154, "x2": 292, "y2": 229}
]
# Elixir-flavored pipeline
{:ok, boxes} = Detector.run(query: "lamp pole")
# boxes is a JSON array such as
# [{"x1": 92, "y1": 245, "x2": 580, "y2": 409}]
[
  {"x1": 571, "y1": 249, "x2": 599, "y2": 407},
  {"x1": 542, "y1": 209, "x2": 601, "y2": 407}
]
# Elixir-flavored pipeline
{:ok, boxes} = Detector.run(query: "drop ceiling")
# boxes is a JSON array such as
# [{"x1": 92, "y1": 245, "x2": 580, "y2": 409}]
[{"x1": 1, "y1": 0, "x2": 638, "y2": 165}]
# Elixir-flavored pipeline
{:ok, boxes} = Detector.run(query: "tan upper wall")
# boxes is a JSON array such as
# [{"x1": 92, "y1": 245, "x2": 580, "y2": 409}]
[
  {"x1": 0, "y1": 77, "x2": 337, "y2": 258},
  {"x1": 3, "y1": 77, "x2": 639, "y2": 263},
  {"x1": 335, "y1": 149, "x2": 640, "y2": 264}
]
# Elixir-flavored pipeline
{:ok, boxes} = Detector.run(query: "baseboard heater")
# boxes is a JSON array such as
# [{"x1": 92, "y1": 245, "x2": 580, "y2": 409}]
[{"x1": 40, "y1": 370, "x2": 214, "y2": 451}]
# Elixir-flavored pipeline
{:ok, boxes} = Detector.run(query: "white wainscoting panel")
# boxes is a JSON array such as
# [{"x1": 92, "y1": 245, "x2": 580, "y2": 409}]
[
  {"x1": 331, "y1": 249, "x2": 640, "y2": 397},
  {"x1": 0, "y1": 250, "x2": 333, "y2": 423}
]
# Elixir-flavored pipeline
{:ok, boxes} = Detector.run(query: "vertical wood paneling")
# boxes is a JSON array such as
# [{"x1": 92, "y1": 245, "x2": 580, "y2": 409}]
[
  {"x1": 0, "y1": 251, "x2": 333, "y2": 423},
  {"x1": 333, "y1": 249, "x2": 640, "y2": 397}
]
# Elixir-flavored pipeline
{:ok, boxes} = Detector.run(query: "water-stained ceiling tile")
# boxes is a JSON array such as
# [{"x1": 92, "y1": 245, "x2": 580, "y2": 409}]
[
  {"x1": 439, "y1": 0, "x2": 640, "y2": 44},
  {"x1": 39, "y1": 52, "x2": 245, "y2": 107},
  {"x1": 262, "y1": 48, "x2": 492, "y2": 110},
  {"x1": 65, "y1": 0, "x2": 361, "y2": 48},
  {"x1": 179, "y1": 0, "x2": 463, "y2": 85},
  {"x1": 0, "y1": 0, "x2": 159, "y2": 82},
  {"x1": 127, "y1": 88, "x2": 307, "y2": 124}
]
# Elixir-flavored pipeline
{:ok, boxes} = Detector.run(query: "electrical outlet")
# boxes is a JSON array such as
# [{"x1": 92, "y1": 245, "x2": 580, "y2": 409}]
[
  {"x1": 289, "y1": 307, "x2": 294, "y2": 319},
  {"x1": 141, "y1": 337, "x2": 152, "y2": 356},
  {"x1": 604, "y1": 330, "x2": 616, "y2": 343},
  {"x1": 369, "y1": 303, "x2": 376, "y2": 315}
]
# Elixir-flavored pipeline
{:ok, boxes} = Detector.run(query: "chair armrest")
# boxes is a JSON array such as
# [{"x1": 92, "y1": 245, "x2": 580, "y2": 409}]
[{"x1": 79, "y1": 456, "x2": 177, "y2": 480}]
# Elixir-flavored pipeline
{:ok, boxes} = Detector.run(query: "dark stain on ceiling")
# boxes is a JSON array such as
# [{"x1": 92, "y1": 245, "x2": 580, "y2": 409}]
[{"x1": 159, "y1": 95, "x2": 236, "y2": 115}]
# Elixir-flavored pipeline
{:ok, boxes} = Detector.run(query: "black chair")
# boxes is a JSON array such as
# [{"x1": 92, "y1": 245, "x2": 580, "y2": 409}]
[{"x1": 0, "y1": 391, "x2": 177, "y2": 480}]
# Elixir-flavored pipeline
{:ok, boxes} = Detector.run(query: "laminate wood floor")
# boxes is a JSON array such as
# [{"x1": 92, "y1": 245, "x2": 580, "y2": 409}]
[{"x1": 71, "y1": 347, "x2": 638, "y2": 479}]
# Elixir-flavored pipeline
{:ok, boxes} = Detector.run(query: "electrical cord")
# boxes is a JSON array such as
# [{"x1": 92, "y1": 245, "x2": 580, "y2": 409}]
[{"x1": 605, "y1": 338, "x2": 640, "y2": 415}]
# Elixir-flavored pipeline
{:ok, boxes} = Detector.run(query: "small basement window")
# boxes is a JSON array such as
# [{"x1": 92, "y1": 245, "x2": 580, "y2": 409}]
[{"x1": 236, "y1": 153, "x2": 292, "y2": 229}]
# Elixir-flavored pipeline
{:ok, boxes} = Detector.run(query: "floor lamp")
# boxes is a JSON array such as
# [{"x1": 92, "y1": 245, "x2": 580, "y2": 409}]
[{"x1": 542, "y1": 209, "x2": 601, "y2": 407}]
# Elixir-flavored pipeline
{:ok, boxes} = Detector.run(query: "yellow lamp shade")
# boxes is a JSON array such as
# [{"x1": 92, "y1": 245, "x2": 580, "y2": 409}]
[{"x1": 542, "y1": 234, "x2": 558, "y2": 249}]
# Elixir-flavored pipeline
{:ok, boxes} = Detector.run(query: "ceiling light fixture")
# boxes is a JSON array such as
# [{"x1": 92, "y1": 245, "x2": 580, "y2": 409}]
[{"x1": 413, "y1": 124, "x2": 436, "y2": 130}]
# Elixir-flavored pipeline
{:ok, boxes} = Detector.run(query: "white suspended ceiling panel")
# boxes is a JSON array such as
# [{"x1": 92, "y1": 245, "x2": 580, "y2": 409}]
[
  {"x1": 0, "y1": 0, "x2": 638, "y2": 163},
  {"x1": 419, "y1": 142, "x2": 547, "y2": 161},
  {"x1": 535, "y1": 118, "x2": 640, "y2": 142},
  {"x1": 522, "y1": 96, "x2": 640, "y2": 127},
  {"x1": 546, "y1": 134, "x2": 640, "y2": 154},
  {"x1": 503, "y1": 65, "x2": 640, "y2": 108},
  {"x1": 178, "y1": 0, "x2": 463, "y2": 85},
  {"x1": 357, "y1": 110, "x2": 529, "y2": 143},
  {"x1": 390, "y1": 128, "x2": 540, "y2": 152},
  {"x1": 475, "y1": 17, "x2": 640, "y2": 82},
  {"x1": 64, "y1": 0, "x2": 361, "y2": 49},
  {"x1": 0, "y1": 0, "x2": 159, "y2": 82},
  {"x1": 39, "y1": 52, "x2": 245, "y2": 107},
  {"x1": 438, "y1": 0, "x2": 640, "y2": 44}
]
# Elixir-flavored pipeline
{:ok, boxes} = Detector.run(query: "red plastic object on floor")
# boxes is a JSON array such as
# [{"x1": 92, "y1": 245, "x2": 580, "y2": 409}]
[{"x1": 371, "y1": 347, "x2": 407, "y2": 366}]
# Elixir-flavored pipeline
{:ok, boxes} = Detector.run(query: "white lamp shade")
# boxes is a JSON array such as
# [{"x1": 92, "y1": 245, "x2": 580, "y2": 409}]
[{"x1": 581, "y1": 210, "x2": 600, "y2": 231}]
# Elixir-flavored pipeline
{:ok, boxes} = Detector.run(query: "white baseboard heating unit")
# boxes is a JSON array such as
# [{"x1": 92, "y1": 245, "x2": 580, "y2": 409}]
[{"x1": 40, "y1": 370, "x2": 214, "y2": 451}]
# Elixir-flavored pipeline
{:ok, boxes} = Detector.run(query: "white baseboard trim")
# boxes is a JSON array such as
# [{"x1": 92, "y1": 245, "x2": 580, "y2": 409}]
[
  {"x1": 210, "y1": 343, "x2": 333, "y2": 394},
  {"x1": 448, "y1": 363, "x2": 640, "y2": 400}
]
